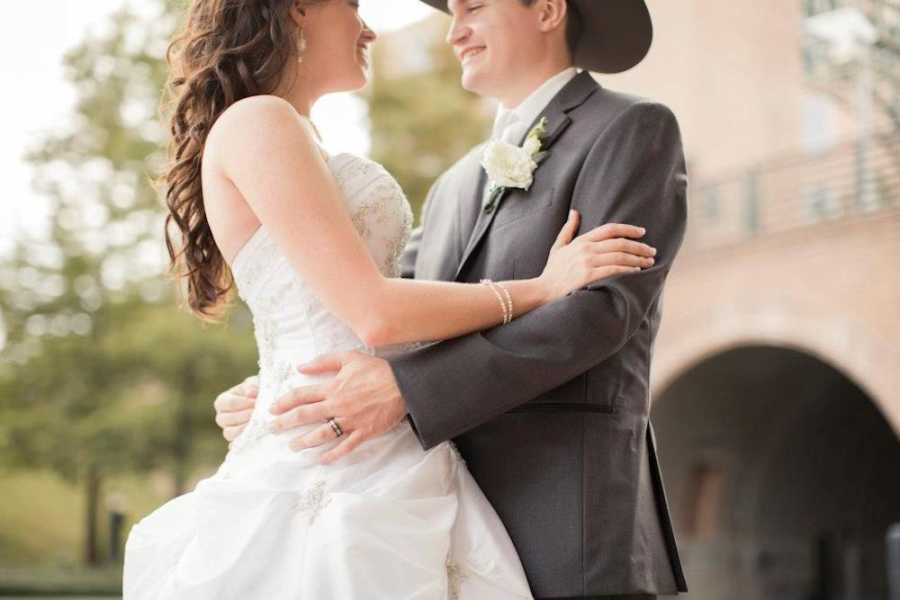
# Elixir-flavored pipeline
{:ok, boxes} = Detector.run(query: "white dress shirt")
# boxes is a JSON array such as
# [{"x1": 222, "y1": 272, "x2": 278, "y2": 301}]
[{"x1": 490, "y1": 67, "x2": 579, "y2": 144}]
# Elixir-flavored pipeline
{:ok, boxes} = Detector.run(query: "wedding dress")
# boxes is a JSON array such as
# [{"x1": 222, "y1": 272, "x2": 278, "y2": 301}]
[{"x1": 122, "y1": 151, "x2": 533, "y2": 599}]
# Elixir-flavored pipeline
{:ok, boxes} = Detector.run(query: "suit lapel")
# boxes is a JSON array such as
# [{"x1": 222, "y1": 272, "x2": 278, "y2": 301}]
[
  {"x1": 441, "y1": 149, "x2": 488, "y2": 281},
  {"x1": 455, "y1": 152, "x2": 488, "y2": 255},
  {"x1": 454, "y1": 72, "x2": 599, "y2": 281}
]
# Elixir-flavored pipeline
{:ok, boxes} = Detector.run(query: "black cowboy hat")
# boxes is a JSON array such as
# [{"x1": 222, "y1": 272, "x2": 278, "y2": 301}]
[{"x1": 418, "y1": 0, "x2": 653, "y2": 74}]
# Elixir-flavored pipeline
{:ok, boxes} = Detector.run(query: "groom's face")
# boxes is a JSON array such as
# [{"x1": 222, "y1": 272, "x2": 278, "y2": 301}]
[{"x1": 446, "y1": 0, "x2": 543, "y2": 102}]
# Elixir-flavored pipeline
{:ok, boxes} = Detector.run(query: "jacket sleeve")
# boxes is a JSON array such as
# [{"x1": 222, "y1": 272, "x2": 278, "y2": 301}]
[
  {"x1": 398, "y1": 173, "x2": 443, "y2": 279},
  {"x1": 388, "y1": 101, "x2": 689, "y2": 449}
]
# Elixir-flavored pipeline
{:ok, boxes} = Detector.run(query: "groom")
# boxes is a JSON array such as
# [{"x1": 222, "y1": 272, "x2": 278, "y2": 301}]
[{"x1": 215, "y1": 0, "x2": 688, "y2": 597}]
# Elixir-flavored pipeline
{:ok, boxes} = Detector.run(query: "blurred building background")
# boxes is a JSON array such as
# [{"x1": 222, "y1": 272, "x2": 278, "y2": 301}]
[
  {"x1": 0, "y1": 0, "x2": 897, "y2": 598},
  {"x1": 630, "y1": 2, "x2": 900, "y2": 599},
  {"x1": 625, "y1": 1, "x2": 900, "y2": 598}
]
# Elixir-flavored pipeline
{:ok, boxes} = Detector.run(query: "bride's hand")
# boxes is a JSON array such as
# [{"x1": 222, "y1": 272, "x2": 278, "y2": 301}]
[
  {"x1": 539, "y1": 210, "x2": 657, "y2": 302},
  {"x1": 214, "y1": 376, "x2": 258, "y2": 445}
]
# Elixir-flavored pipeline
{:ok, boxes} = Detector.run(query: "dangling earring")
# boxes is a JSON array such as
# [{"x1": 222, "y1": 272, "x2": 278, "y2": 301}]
[{"x1": 296, "y1": 28, "x2": 307, "y2": 64}]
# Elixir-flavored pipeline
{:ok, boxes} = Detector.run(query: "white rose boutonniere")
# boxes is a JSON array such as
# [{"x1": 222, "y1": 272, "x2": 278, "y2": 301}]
[{"x1": 481, "y1": 116, "x2": 549, "y2": 213}]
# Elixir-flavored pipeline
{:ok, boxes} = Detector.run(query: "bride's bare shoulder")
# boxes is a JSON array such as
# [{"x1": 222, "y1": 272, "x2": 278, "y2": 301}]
[{"x1": 206, "y1": 95, "x2": 315, "y2": 163}]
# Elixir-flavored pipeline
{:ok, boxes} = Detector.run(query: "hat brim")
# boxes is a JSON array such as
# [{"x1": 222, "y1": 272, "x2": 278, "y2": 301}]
[{"x1": 418, "y1": 0, "x2": 653, "y2": 74}]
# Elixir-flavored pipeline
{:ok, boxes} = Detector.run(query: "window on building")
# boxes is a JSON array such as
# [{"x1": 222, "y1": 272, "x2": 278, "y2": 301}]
[
  {"x1": 743, "y1": 170, "x2": 761, "y2": 234},
  {"x1": 702, "y1": 186, "x2": 721, "y2": 222}
]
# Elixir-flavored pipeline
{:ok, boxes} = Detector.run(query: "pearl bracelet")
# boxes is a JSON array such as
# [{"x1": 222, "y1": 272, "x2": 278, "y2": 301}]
[
  {"x1": 496, "y1": 281, "x2": 513, "y2": 322},
  {"x1": 480, "y1": 279, "x2": 513, "y2": 325}
]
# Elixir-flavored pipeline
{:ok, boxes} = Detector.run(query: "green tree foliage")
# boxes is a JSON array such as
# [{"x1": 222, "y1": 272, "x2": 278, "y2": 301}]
[{"x1": 0, "y1": 1, "x2": 256, "y2": 566}]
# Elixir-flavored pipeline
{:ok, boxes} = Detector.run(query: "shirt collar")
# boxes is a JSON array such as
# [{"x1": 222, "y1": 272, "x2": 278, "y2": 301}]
[{"x1": 492, "y1": 67, "x2": 579, "y2": 140}]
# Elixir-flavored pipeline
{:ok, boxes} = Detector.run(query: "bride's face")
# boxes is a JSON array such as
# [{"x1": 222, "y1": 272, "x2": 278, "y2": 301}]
[{"x1": 297, "y1": 0, "x2": 376, "y2": 94}]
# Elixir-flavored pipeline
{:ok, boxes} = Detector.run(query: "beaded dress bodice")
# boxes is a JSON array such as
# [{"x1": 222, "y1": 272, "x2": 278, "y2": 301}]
[{"x1": 227, "y1": 152, "x2": 414, "y2": 449}]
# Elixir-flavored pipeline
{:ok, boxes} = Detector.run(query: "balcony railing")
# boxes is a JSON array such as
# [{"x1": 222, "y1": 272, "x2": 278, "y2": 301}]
[{"x1": 684, "y1": 130, "x2": 900, "y2": 251}]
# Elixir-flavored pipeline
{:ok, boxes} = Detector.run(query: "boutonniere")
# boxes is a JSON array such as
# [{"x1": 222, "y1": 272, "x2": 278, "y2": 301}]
[{"x1": 481, "y1": 116, "x2": 549, "y2": 213}]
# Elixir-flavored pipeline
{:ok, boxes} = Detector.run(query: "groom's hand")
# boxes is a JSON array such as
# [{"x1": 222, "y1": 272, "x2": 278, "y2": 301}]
[{"x1": 269, "y1": 351, "x2": 408, "y2": 464}]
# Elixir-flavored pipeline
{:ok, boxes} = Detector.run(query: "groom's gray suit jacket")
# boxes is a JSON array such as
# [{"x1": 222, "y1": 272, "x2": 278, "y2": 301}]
[{"x1": 388, "y1": 72, "x2": 689, "y2": 598}]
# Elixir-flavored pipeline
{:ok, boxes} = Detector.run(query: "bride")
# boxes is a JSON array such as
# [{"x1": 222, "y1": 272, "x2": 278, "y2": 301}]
[{"x1": 123, "y1": 0, "x2": 657, "y2": 598}]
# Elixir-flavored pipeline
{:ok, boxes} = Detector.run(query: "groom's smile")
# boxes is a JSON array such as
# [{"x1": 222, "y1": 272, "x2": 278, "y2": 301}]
[{"x1": 458, "y1": 45, "x2": 486, "y2": 65}]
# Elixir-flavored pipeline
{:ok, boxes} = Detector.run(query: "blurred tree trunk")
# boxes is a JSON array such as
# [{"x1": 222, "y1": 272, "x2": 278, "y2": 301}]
[{"x1": 84, "y1": 464, "x2": 102, "y2": 566}]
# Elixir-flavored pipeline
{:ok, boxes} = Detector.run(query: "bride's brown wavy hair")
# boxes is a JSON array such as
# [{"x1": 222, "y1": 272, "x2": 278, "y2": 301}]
[{"x1": 162, "y1": 0, "x2": 319, "y2": 319}]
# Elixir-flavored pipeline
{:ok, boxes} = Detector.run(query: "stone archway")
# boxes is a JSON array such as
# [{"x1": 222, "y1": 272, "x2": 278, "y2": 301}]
[
  {"x1": 652, "y1": 303, "x2": 900, "y2": 436},
  {"x1": 652, "y1": 344, "x2": 900, "y2": 600}
]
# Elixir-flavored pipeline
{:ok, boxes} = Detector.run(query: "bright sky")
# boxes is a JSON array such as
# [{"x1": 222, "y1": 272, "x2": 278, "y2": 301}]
[{"x1": 0, "y1": 0, "x2": 436, "y2": 256}]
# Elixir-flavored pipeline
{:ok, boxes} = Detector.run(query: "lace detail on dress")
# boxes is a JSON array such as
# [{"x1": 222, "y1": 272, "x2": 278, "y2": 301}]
[
  {"x1": 333, "y1": 156, "x2": 414, "y2": 277},
  {"x1": 446, "y1": 557, "x2": 468, "y2": 600},
  {"x1": 289, "y1": 480, "x2": 331, "y2": 525}
]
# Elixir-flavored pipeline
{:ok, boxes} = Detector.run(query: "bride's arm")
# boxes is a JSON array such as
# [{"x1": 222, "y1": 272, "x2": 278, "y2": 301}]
[{"x1": 208, "y1": 96, "x2": 653, "y2": 348}]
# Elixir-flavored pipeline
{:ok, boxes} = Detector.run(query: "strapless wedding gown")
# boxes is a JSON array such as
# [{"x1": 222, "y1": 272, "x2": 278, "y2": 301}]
[{"x1": 122, "y1": 152, "x2": 533, "y2": 599}]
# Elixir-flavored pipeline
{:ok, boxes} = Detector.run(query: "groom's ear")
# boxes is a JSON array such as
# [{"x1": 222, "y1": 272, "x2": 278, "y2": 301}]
[{"x1": 535, "y1": 0, "x2": 568, "y2": 33}]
